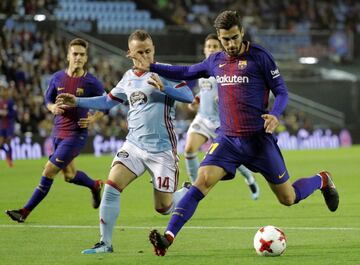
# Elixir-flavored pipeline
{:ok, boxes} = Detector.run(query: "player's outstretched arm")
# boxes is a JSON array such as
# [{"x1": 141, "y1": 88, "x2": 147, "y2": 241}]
[
  {"x1": 129, "y1": 51, "x2": 210, "y2": 80},
  {"x1": 56, "y1": 93, "x2": 119, "y2": 110},
  {"x1": 162, "y1": 82, "x2": 194, "y2": 103},
  {"x1": 150, "y1": 63, "x2": 209, "y2": 81}
]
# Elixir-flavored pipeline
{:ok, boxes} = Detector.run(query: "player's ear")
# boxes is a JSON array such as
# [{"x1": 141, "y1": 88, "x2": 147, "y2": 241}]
[{"x1": 127, "y1": 50, "x2": 133, "y2": 58}]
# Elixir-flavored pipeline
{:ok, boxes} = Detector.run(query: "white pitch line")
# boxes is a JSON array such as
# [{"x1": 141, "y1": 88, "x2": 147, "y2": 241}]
[{"x1": 0, "y1": 224, "x2": 359, "y2": 231}]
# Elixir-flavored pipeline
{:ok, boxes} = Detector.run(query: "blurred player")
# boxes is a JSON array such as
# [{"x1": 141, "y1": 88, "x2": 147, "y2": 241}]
[
  {"x1": 0, "y1": 80, "x2": 16, "y2": 167},
  {"x1": 130, "y1": 11, "x2": 339, "y2": 256},
  {"x1": 57, "y1": 30, "x2": 194, "y2": 254},
  {"x1": 185, "y1": 33, "x2": 259, "y2": 200},
  {"x1": 5, "y1": 38, "x2": 105, "y2": 222}
]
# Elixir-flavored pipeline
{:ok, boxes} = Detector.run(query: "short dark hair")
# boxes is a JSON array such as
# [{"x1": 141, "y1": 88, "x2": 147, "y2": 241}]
[
  {"x1": 214, "y1": 11, "x2": 242, "y2": 31},
  {"x1": 128, "y1": 29, "x2": 152, "y2": 43},
  {"x1": 205, "y1": 33, "x2": 219, "y2": 42},
  {"x1": 68, "y1": 38, "x2": 88, "y2": 51}
]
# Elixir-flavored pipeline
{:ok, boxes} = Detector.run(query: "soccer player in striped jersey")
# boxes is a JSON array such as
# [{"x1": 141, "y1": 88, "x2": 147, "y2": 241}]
[
  {"x1": 130, "y1": 11, "x2": 339, "y2": 256},
  {"x1": 5, "y1": 38, "x2": 105, "y2": 223},
  {"x1": 57, "y1": 30, "x2": 194, "y2": 254},
  {"x1": 185, "y1": 33, "x2": 260, "y2": 200},
  {"x1": 0, "y1": 80, "x2": 16, "y2": 167}
]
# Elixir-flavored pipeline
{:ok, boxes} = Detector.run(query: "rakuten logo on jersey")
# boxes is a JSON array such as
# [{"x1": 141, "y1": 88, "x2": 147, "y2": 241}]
[{"x1": 216, "y1": 75, "x2": 249, "y2": 86}]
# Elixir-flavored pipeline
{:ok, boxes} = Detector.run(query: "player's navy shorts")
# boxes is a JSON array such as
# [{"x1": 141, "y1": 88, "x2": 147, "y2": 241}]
[
  {"x1": 200, "y1": 131, "x2": 290, "y2": 184},
  {"x1": 49, "y1": 135, "x2": 87, "y2": 169},
  {"x1": 0, "y1": 127, "x2": 14, "y2": 138}
]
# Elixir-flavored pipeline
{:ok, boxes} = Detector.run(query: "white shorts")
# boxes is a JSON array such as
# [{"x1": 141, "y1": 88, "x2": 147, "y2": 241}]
[
  {"x1": 111, "y1": 141, "x2": 179, "y2": 193},
  {"x1": 187, "y1": 115, "x2": 219, "y2": 140}
]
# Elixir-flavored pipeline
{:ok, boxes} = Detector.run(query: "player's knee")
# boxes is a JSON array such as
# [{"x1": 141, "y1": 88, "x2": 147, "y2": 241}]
[
  {"x1": 184, "y1": 144, "x2": 197, "y2": 154},
  {"x1": 278, "y1": 195, "x2": 295, "y2": 206},
  {"x1": 42, "y1": 166, "x2": 59, "y2": 179},
  {"x1": 194, "y1": 172, "x2": 215, "y2": 194},
  {"x1": 196, "y1": 176, "x2": 211, "y2": 189}
]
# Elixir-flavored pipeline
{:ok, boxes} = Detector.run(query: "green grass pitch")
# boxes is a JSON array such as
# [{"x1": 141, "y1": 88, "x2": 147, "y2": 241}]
[{"x1": 1, "y1": 146, "x2": 360, "y2": 265}]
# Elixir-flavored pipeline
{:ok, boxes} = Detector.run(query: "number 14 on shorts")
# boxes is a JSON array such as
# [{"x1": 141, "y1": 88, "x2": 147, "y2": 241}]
[{"x1": 156, "y1": 176, "x2": 170, "y2": 190}]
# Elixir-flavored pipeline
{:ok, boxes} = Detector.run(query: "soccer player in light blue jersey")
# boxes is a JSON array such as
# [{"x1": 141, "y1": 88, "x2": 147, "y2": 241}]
[
  {"x1": 185, "y1": 33, "x2": 260, "y2": 200},
  {"x1": 57, "y1": 30, "x2": 194, "y2": 254},
  {"x1": 130, "y1": 11, "x2": 339, "y2": 256}
]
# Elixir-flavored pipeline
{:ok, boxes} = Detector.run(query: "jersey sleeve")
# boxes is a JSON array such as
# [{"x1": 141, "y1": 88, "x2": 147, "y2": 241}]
[
  {"x1": 161, "y1": 77, "x2": 194, "y2": 103},
  {"x1": 91, "y1": 76, "x2": 107, "y2": 96},
  {"x1": 258, "y1": 51, "x2": 286, "y2": 90},
  {"x1": 44, "y1": 76, "x2": 57, "y2": 105},
  {"x1": 150, "y1": 59, "x2": 212, "y2": 80},
  {"x1": 257, "y1": 51, "x2": 288, "y2": 118},
  {"x1": 76, "y1": 95, "x2": 119, "y2": 110}
]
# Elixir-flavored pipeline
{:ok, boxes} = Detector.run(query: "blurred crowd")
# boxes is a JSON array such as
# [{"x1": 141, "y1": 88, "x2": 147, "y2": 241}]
[
  {"x1": 0, "y1": 21, "x2": 129, "y2": 138},
  {"x1": 2, "y1": 0, "x2": 360, "y2": 35},
  {"x1": 277, "y1": 110, "x2": 313, "y2": 135},
  {"x1": 156, "y1": 0, "x2": 360, "y2": 34},
  {"x1": 0, "y1": 0, "x2": 321, "y2": 139},
  {"x1": 3, "y1": 0, "x2": 360, "y2": 33},
  {"x1": 0, "y1": 0, "x2": 58, "y2": 16},
  {"x1": 0, "y1": 20, "x2": 315, "y2": 139}
]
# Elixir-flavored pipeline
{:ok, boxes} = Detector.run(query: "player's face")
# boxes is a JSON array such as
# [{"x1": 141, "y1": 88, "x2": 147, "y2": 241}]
[
  {"x1": 128, "y1": 38, "x2": 155, "y2": 69},
  {"x1": 67, "y1": 45, "x2": 88, "y2": 70},
  {"x1": 217, "y1": 25, "x2": 244, "y2": 57},
  {"x1": 203, "y1": 39, "x2": 222, "y2": 59}
]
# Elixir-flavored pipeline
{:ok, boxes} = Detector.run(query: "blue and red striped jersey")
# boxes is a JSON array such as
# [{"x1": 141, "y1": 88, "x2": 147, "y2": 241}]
[
  {"x1": 150, "y1": 41, "x2": 288, "y2": 136},
  {"x1": 44, "y1": 70, "x2": 105, "y2": 138},
  {"x1": 0, "y1": 98, "x2": 16, "y2": 131}
]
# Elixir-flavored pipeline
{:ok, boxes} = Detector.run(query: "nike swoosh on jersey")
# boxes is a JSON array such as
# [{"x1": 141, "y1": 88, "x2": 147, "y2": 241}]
[
  {"x1": 278, "y1": 171, "x2": 286, "y2": 179},
  {"x1": 219, "y1": 63, "x2": 226, "y2": 68},
  {"x1": 57, "y1": 87, "x2": 65, "y2": 91}
]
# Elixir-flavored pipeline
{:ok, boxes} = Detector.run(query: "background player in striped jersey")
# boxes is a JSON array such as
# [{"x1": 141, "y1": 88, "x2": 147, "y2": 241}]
[
  {"x1": 130, "y1": 11, "x2": 339, "y2": 256},
  {"x1": 0, "y1": 80, "x2": 16, "y2": 167},
  {"x1": 5, "y1": 38, "x2": 105, "y2": 223},
  {"x1": 185, "y1": 33, "x2": 260, "y2": 200},
  {"x1": 57, "y1": 30, "x2": 194, "y2": 254}
]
